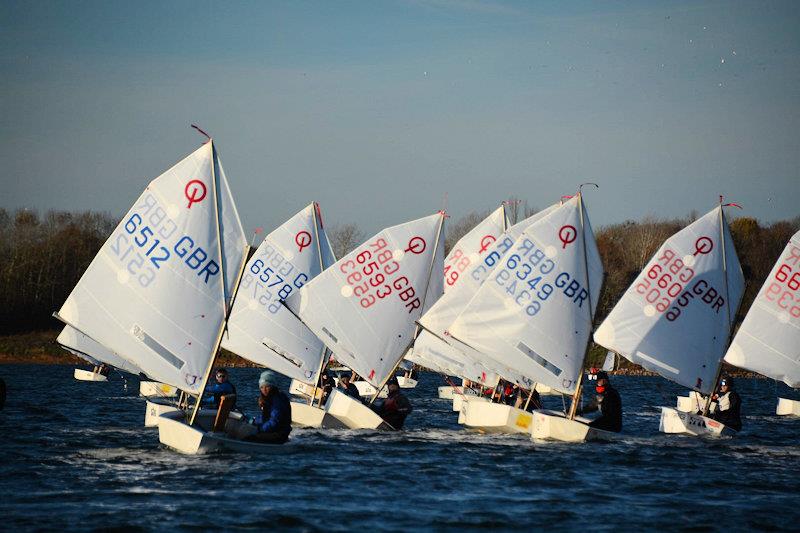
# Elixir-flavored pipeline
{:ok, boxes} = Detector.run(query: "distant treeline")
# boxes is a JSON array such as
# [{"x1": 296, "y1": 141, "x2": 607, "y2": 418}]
[{"x1": 1, "y1": 206, "x2": 797, "y2": 342}]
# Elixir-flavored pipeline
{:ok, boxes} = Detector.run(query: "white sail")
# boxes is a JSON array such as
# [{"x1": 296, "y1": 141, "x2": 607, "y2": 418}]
[
  {"x1": 285, "y1": 213, "x2": 445, "y2": 387},
  {"x1": 594, "y1": 206, "x2": 744, "y2": 394},
  {"x1": 222, "y1": 203, "x2": 335, "y2": 384},
  {"x1": 412, "y1": 204, "x2": 560, "y2": 385},
  {"x1": 448, "y1": 196, "x2": 604, "y2": 394},
  {"x1": 410, "y1": 329, "x2": 500, "y2": 384},
  {"x1": 57, "y1": 324, "x2": 144, "y2": 374},
  {"x1": 419, "y1": 204, "x2": 559, "y2": 344},
  {"x1": 406, "y1": 204, "x2": 506, "y2": 380},
  {"x1": 602, "y1": 351, "x2": 616, "y2": 372},
  {"x1": 57, "y1": 141, "x2": 248, "y2": 393},
  {"x1": 443, "y1": 204, "x2": 508, "y2": 292},
  {"x1": 725, "y1": 230, "x2": 800, "y2": 387}
]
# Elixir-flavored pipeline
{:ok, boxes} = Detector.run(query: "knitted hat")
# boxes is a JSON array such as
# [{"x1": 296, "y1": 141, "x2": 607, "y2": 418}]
[{"x1": 259, "y1": 370, "x2": 278, "y2": 387}]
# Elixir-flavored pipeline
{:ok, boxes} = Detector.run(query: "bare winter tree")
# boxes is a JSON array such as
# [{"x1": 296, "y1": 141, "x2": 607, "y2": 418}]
[
  {"x1": 328, "y1": 223, "x2": 364, "y2": 259},
  {"x1": 445, "y1": 210, "x2": 488, "y2": 256}
]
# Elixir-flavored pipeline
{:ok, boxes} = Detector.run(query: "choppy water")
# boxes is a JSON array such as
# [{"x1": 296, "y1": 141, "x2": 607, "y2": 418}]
[{"x1": 1, "y1": 365, "x2": 799, "y2": 531}]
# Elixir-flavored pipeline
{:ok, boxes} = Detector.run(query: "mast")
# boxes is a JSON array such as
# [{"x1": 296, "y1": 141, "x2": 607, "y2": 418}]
[
  {"x1": 188, "y1": 141, "x2": 248, "y2": 426},
  {"x1": 308, "y1": 202, "x2": 331, "y2": 407},
  {"x1": 702, "y1": 198, "x2": 735, "y2": 415},
  {"x1": 369, "y1": 211, "x2": 446, "y2": 405},
  {"x1": 568, "y1": 184, "x2": 599, "y2": 420}
]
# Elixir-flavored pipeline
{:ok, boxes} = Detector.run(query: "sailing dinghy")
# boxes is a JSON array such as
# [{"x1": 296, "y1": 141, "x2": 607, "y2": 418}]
[
  {"x1": 54, "y1": 136, "x2": 269, "y2": 453},
  {"x1": 416, "y1": 204, "x2": 566, "y2": 431},
  {"x1": 446, "y1": 194, "x2": 608, "y2": 441},
  {"x1": 450, "y1": 205, "x2": 567, "y2": 432},
  {"x1": 594, "y1": 201, "x2": 745, "y2": 437},
  {"x1": 409, "y1": 204, "x2": 510, "y2": 390},
  {"x1": 723, "y1": 230, "x2": 800, "y2": 416},
  {"x1": 285, "y1": 212, "x2": 446, "y2": 429},
  {"x1": 221, "y1": 202, "x2": 346, "y2": 429}
]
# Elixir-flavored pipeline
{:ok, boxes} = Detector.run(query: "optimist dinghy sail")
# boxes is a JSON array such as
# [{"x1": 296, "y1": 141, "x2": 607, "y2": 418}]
[
  {"x1": 285, "y1": 212, "x2": 445, "y2": 389},
  {"x1": 407, "y1": 204, "x2": 508, "y2": 381},
  {"x1": 724, "y1": 230, "x2": 800, "y2": 387},
  {"x1": 448, "y1": 195, "x2": 604, "y2": 395},
  {"x1": 443, "y1": 205, "x2": 509, "y2": 292},
  {"x1": 412, "y1": 203, "x2": 560, "y2": 386},
  {"x1": 594, "y1": 205, "x2": 745, "y2": 395},
  {"x1": 58, "y1": 324, "x2": 144, "y2": 375},
  {"x1": 56, "y1": 140, "x2": 248, "y2": 394},
  {"x1": 222, "y1": 203, "x2": 336, "y2": 385}
]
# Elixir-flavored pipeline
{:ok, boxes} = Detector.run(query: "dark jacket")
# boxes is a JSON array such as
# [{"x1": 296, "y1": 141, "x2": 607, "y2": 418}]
[
  {"x1": 711, "y1": 391, "x2": 742, "y2": 431},
  {"x1": 320, "y1": 376, "x2": 335, "y2": 404},
  {"x1": 581, "y1": 386, "x2": 622, "y2": 432},
  {"x1": 340, "y1": 382, "x2": 361, "y2": 399},
  {"x1": 202, "y1": 380, "x2": 236, "y2": 407},
  {"x1": 376, "y1": 389, "x2": 413, "y2": 429},
  {"x1": 522, "y1": 390, "x2": 542, "y2": 412},
  {"x1": 255, "y1": 388, "x2": 292, "y2": 438}
]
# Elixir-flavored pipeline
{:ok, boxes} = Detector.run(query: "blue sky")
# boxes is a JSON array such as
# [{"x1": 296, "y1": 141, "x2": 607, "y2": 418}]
[{"x1": 2, "y1": 0, "x2": 798, "y2": 235}]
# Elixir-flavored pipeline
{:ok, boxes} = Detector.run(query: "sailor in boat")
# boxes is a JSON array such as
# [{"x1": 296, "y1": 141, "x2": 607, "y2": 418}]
[
  {"x1": 403, "y1": 365, "x2": 419, "y2": 381},
  {"x1": 201, "y1": 368, "x2": 237, "y2": 409},
  {"x1": 514, "y1": 388, "x2": 542, "y2": 413},
  {"x1": 374, "y1": 377, "x2": 413, "y2": 430},
  {"x1": 97, "y1": 364, "x2": 111, "y2": 377},
  {"x1": 506, "y1": 383, "x2": 522, "y2": 406},
  {"x1": 246, "y1": 370, "x2": 292, "y2": 444},
  {"x1": 338, "y1": 373, "x2": 361, "y2": 400},
  {"x1": 578, "y1": 369, "x2": 622, "y2": 433},
  {"x1": 319, "y1": 371, "x2": 336, "y2": 404},
  {"x1": 709, "y1": 376, "x2": 742, "y2": 432}
]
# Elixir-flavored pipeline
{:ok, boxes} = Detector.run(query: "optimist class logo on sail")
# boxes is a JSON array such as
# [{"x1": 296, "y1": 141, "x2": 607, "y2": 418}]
[
  {"x1": 634, "y1": 238, "x2": 726, "y2": 322},
  {"x1": 340, "y1": 235, "x2": 426, "y2": 313},
  {"x1": 184, "y1": 180, "x2": 207, "y2": 208},
  {"x1": 444, "y1": 234, "x2": 498, "y2": 287}
]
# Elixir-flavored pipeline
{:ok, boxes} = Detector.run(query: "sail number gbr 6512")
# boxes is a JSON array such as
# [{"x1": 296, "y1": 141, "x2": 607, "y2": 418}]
[{"x1": 109, "y1": 193, "x2": 220, "y2": 288}]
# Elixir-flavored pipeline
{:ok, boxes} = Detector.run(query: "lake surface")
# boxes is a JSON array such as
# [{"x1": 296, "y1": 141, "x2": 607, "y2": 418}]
[{"x1": 1, "y1": 364, "x2": 799, "y2": 531}]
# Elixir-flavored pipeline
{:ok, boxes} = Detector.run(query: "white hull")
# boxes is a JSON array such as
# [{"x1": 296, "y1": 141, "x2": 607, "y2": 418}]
[
  {"x1": 144, "y1": 398, "x2": 181, "y2": 428},
  {"x1": 453, "y1": 393, "x2": 489, "y2": 412},
  {"x1": 289, "y1": 379, "x2": 321, "y2": 401},
  {"x1": 291, "y1": 400, "x2": 348, "y2": 429},
  {"x1": 323, "y1": 389, "x2": 393, "y2": 430},
  {"x1": 461, "y1": 401, "x2": 534, "y2": 434},
  {"x1": 530, "y1": 410, "x2": 618, "y2": 443},
  {"x1": 74, "y1": 368, "x2": 107, "y2": 382},
  {"x1": 675, "y1": 392, "x2": 714, "y2": 413},
  {"x1": 438, "y1": 386, "x2": 478, "y2": 400},
  {"x1": 776, "y1": 397, "x2": 800, "y2": 417},
  {"x1": 396, "y1": 376, "x2": 417, "y2": 388},
  {"x1": 139, "y1": 381, "x2": 178, "y2": 398},
  {"x1": 353, "y1": 380, "x2": 388, "y2": 399},
  {"x1": 157, "y1": 410, "x2": 289, "y2": 455},
  {"x1": 659, "y1": 407, "x2": 735, "y2": 437}
]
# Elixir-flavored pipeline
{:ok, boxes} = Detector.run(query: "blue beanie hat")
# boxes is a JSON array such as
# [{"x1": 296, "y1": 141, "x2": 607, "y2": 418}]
[{"x1": 259, "y1": 370, "x2": 278, "y2": 387}]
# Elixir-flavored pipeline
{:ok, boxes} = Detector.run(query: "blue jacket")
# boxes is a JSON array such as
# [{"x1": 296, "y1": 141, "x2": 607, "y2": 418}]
[
  {"x1": 254, "y1": 389, "x2": 292, "y2": 436},
  {"x1": 202, "y1": 380, "x2": 236, "y2": 407}
]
